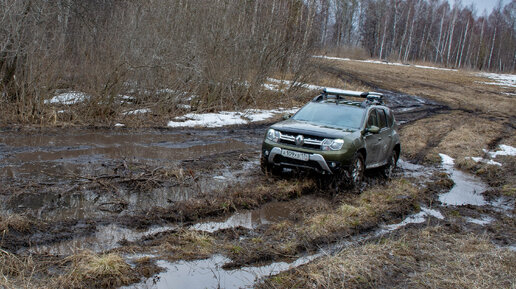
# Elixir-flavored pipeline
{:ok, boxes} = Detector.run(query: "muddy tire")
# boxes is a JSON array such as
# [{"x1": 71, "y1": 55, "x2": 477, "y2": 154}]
[
  {"x1": 260, "y1": 155, "x2": 280, "y2": 176},
  {"x1": 381, "y1": 149, "x2": 398, "y2": 179},
  {"x1": 347, "y1": 152, "x2": 365, "y2": 188}
]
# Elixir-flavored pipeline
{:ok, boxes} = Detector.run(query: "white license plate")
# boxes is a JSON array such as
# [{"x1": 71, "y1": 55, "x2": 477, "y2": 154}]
[{"x1": 281, "y1": 149, "x2": 309, "y2": 161}]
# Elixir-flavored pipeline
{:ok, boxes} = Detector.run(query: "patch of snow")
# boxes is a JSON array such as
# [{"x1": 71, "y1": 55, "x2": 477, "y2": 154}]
[
  {"x1": 439, "y1": 153, "x2": 455, "y2": 169},
  {"x1": 45, "y1": 92, "x2": 89, "y2": 105},
  {"x1": 477, "y1": 72, "x2": 516, "y2": 88},
  {"x1": 469, "y1": 157, "x2": 502, "y2": 166},
  {"x1": 213, "y1": 176, "x2": 227, "y2": 181},
  {"x1": 438, "y1": 154, "x2": 487, "y2": 206},
  {"x1": 466, "y1": 215, "x2": 494, "y2": 226},
  {"x1": 114, "y1": 123, "x2": 125, "y2": 127},
  {"x1": 177, "y1": 104, "x2": 191, "y2": 110},
  {"x1": 313, "y1": 55, "x2": 457, "y2": 71},
  {"x1": 484, "y1": 144, "x2": 516, "y2": 158},
  {"x1": 123, "y1": 108, "x2": 151, "y2": 115},
  {"x1": 168, "y1": 112, "x2": 247, "y2": 128},
  {"x1": 120, "y1": 95, "x2": 134, "y2": 100},
  {"x1": 167, "y1": 108, "x2": 299, "y2": 128}
]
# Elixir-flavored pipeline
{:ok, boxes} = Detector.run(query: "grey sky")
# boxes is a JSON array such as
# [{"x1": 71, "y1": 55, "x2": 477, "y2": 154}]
[{"x1": 456, "y1": 0, "x2": 511, "y2": 14}]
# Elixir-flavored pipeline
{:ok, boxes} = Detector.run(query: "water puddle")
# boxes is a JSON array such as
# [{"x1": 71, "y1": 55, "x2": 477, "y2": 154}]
[
  {"x1": 19, "y1": 223, "x2": 176, "y2": 256},
  {"x1": 380, "y1": 207, "x2": 444, "y2": 233},
  {"x1": 398, "y1": 159, "x2": 435, "y2": 179},
  {"x1": 125, "y1": 253, "x2": 319, "y2": 289},
  {"x1": 191, "y1": 202, "x2": 294, "y2": 233},
  {"x1": 438, "y1": 154, "x2": 487, "y2": 206}
]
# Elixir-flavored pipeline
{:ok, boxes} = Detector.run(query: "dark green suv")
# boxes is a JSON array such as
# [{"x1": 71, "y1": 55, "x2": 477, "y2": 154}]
[{"x1": 261, "y1": 88, "x2": 400, "y2": 188}]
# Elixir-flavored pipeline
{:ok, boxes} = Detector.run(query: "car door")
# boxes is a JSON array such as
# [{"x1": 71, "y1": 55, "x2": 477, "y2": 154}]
[
  {"x1": 363, "y1": 109, "x2": 382, "y2": 166},
  {"x1": 376, "y1": 108, "x2": 392, "y2": 165}
]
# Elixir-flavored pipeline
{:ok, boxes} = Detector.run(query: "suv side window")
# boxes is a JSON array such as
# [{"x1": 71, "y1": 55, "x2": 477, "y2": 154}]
[
  {"x1": 377, "y1": 109, "x2": 387, "y2": 128},
  {"x1": 385, "y1": 109, "x2": 394, "y2": 127},
  {"x1": 367, "y1": 109, "x2": 378, "y2": 128}
]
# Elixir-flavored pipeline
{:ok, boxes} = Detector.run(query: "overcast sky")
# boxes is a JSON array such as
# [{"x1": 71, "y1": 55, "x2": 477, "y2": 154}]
[{"x1": 457, "y1": 0, "x2": 511, "y2": 14}]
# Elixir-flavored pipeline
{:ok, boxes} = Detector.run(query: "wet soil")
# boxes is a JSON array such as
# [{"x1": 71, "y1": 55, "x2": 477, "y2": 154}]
[{"x1": 1, "y1": 79, "x2": 513, "y2": 288}]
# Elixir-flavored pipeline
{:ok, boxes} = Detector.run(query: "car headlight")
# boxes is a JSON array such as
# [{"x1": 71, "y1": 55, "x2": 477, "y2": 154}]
[
  {"x1": 321, "y1": 138, "x2": 344, "y2": 151},
  {"x1": 266, "y1": 129, "x2": 281, "y2": 143}
]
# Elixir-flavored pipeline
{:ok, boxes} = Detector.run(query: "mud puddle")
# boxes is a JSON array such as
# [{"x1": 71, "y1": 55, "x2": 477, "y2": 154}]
[
  {"x1": 0, "y1": 129, "x2": 261, "y2": 221},
  {"x1": 191, "y1": 201, "x2": 294, "y2": 233},
  {"x1": 125, "y1": 253, "x2": 319, "y2": 289},
  {"x1": 18, "y1": 223, "x2": 176, "y2": 256}
]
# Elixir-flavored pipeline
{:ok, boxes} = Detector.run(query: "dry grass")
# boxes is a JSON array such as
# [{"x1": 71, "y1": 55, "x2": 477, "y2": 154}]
[
  {"x1": 261, "y1": 226, "x2": 516, "y2": 289},
  {"x1": 157, "y1": 230, "x2": 215, "y2": 261},
  {"x1": 302, "y1": 179, "x2": 420, "y2": 240},
  {"x1": 315, "y1": 57, "x2": 516, "y2": 117},
  {"x1": 400, "y1": 112, "x2": 504, "y2": 163},
  {"x1": 58, "y1": 251, "x2": 136, "y2": 288},
  {"x1": 0, "y1": 214, "x2": 33, "y2": 233}
]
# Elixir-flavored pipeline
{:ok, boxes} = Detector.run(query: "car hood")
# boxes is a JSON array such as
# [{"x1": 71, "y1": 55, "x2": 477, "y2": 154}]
[{"x1": 270, "y1": 119, "x2": 355, "y2": 139}]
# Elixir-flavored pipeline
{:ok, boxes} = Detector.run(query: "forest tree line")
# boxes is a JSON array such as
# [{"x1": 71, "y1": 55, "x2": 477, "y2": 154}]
[
  {"x1": 319, "y1": 0, "x2": 516, "y2": 72},
  {"x1": 0, "y1": 0, "x2": 515, "y2": 121}
]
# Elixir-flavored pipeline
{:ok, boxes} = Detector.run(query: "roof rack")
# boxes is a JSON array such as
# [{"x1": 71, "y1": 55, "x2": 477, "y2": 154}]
[{"x1": 312, "y1": 88, "x2": 384, "y2": 105}]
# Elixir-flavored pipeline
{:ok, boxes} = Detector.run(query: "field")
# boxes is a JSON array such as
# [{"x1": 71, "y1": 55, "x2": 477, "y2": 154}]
[{"x1": 1, "y1": 58, "x2": 515, "y2": 288}]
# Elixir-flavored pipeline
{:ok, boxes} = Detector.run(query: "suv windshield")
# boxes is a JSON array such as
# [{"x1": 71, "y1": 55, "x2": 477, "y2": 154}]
[{"x1": 292, "y1": 102, "x2": 365, "y2": 130}]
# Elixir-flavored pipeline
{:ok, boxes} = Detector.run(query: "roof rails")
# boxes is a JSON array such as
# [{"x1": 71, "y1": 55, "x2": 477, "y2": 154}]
[{"x1": 312, "y1": 88, "x2": 384, "y2": 105}]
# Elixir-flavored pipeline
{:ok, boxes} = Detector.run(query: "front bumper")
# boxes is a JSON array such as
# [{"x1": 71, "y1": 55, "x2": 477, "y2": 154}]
[{"x1": 266, "y1": 147, "x2": 334, "y2": 174}]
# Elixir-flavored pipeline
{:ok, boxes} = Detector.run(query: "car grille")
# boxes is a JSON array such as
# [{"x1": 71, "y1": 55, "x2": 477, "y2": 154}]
[{"x1": 278, "y1": 132, "x2": 324, "y2": 150}]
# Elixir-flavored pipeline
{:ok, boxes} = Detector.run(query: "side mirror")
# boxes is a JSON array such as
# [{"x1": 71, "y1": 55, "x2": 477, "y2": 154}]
[
  {"x1": 282, "y1": 114, "x2": 291, "y2": 120},
  {"x1": 367, "y1": 125, "x2": 380, "y2": 134}
]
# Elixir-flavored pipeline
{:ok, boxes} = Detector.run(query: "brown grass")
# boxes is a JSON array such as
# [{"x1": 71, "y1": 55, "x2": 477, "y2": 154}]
[
  {"x1": 58, "y1": 251, "x2": 137, "y2": 288},
  {"x1": 0, "y1": 214, "x2": 34, "y2": 233},
  {"x1": 301, "y1": 179, "x2": 420, "y2": 240},
  {"x1": 400, "y1": 112, "x2": 504, "y2": 163},
  {"x1": 260, "y1": 226, "x2": 516, "y2": 289},
  {"x1": 314, "y1": 57, "x2": 516, "y2": 117}
]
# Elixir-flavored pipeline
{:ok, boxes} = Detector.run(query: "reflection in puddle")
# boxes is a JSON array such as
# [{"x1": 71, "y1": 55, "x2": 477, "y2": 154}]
[
  {"x1": 398, "y1": 159, "x2": 435, "y2": 178},
  {"x1": 20, "y1": 223, "x2": 176, "y2": 256},
  {"x1": 191, "y1": 202, "x2": 293, "y2": 233},
  {"x1": 125, "y1": 254, "x2": 320, "y2": 289},
  {"x1": 438, "y1": 154, "x2": 487, "y2": 206}
]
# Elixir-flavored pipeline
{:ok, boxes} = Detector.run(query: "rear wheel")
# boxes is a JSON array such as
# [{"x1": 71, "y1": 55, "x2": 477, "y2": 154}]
[
  {"x1": 381, "y1": 149, "x2": 398, "y2": 179},
  {"x1": 348, "y1": 152, "x2": 365, "y2": 188}
]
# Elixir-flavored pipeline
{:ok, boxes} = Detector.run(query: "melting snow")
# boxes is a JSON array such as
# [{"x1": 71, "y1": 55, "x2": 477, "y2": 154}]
[
  {"x1": 123, "y1": 108, "x2": 151, "y2": 115},
  {"x1": 114, "y1": 123, "x2": 125, "y2": 127},
  {"x1": 469, "y1": 157, "x2": 502, "y2": 166},
  {"x1": 484, "y1": 144, "x2": 516, "y2": 158},
  {"x1": 44, "y1": 92, "x2": 89, "y2": 105},
  {"x1": 466, "y1": 215, "x2": 494, "y2": 226},
  {"x1": 477, "y1": 72, "x2": 516, "y2": 88},
  {"x1": 438, "y1": 154, "x2": 487, "y2": 206},
  {"x1": 313, "y1": 55, "x2": 457, "y2": 71},
  {"x1": 167, "y1": 108, "x2": 298, "y2": 128}
]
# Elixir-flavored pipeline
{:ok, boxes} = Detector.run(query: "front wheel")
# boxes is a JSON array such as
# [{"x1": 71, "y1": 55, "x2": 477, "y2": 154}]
[
  {"x1": 260, "y1": 155, "x2": 281, "y2": 176},
  {"x1": 348, "y1": 152, "x2": 365, "y2": 188}
]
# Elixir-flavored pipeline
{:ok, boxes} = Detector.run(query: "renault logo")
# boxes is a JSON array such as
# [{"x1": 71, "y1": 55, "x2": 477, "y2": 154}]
[{"x1": 295, "y1": 135, "x2": 304, "y2": 146}]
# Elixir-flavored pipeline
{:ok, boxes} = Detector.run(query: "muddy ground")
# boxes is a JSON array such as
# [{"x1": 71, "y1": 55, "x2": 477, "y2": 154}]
[{"x1": 1, "y1": 59, "x2": 515, "y2": 288}]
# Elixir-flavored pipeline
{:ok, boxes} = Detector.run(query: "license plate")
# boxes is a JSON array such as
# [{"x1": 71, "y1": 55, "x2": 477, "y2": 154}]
[{"x1": 281, "y1": 149, "x2": 309, "y2": 161}]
